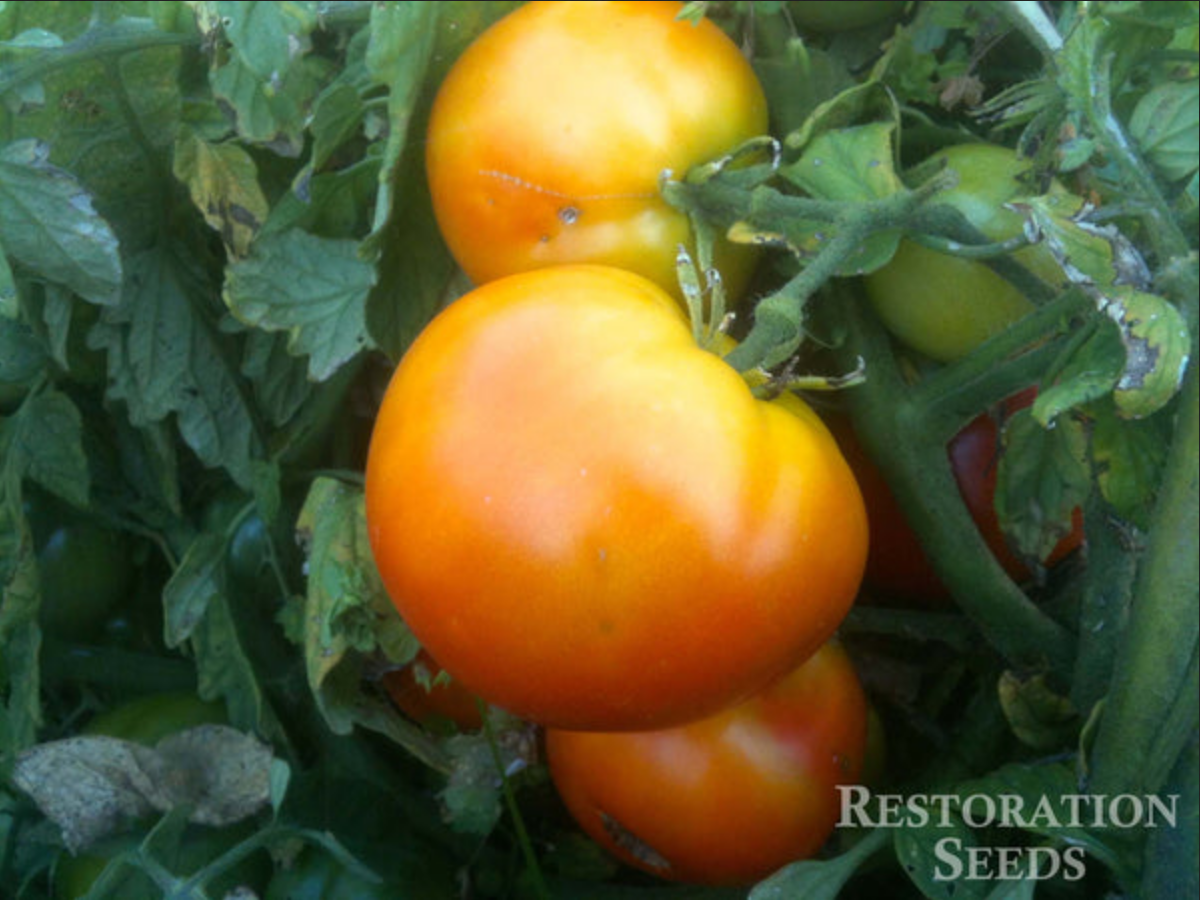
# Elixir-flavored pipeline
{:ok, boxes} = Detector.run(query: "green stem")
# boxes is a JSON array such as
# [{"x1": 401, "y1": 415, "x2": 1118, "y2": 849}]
[
  {"x1": 839, "y1": 292, "x2": 1076, "y2": 677},
  {"x1": 481, "y1": 713, "x2": 548, "y2": 900},
  {"x1": 1089, "y1": 357, "x2": 1200, "y2": 797}
]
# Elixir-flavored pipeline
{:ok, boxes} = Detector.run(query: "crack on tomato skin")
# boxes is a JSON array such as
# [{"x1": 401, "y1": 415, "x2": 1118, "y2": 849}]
[
  {"x1": 476, "y1": 169, "x2": 656, "y2": 202},
  {"x1": 600, "y1": 810, "x2": 673, "y2": 874}
]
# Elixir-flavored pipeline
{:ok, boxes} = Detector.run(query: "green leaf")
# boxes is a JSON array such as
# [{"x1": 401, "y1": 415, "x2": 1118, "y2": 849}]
[
  {"x1": 0, "y1": 245, "x2": 15, "y2": 317},
  {"x1": 754, "y1": 38, "x2": 855, "y2": 141},
  {"x1": 223, "y1": 230, "x2": 376, "y2": 381},
  {"x1": 6, "y1": 389, "x2": 90, "y2": 509},
  {"x1": 172, "y1": 126, "x2": 268, "y2": 258},
  {"x1": 994, "y1": 409, "x2": 1091, "y2": 562},
  {"x1": 163, "y1": 532, "x2": 226, "y2": 647},
  {"x1": 1, "y1": 14, "x2": 184, "y2": 253},
  {"x1": 0, "y1": 477, "x2": 41, "y2": 755},
  {"x1": 0, "y1": 316, "x2": 46, "y2": 384},
  {"x1": 240, "y1": 327, "x2": 312, "y2": 428},
  {"x1": 212, "y1": 0, "x2": 317, "y2": 81},
  {"x1": 1091, "y1": 402, "x2": 1172, "y2": 529},
  {"x1": 1130, "y1": 79, "x2": 1200, "y2": 183},
  {"x1": 1031, "y1": 322, "x2": 1125, "y2": 424},
  {"x1": 749, "y1": 829, "x2": 889, "y2": 900},
  {"x1": 893, "y1": 801, "x2": 988, "y2": 900},
  {"x1": 0, "y1": 139, "x2": 122, "y2": 306},
  {"x1": 91, "y1": 244, "x2": 262, "y2": 488},
  {"x1": 363, "y1": 0, "x2": 439, "y2": 238}
]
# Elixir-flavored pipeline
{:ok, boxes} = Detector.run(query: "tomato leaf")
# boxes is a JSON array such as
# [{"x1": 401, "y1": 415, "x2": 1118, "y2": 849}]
[
  {"x1": 1090, "y1": 401, "x2": 1172, "y2": 529},
  {"x1": 892, "y1": 802, "x2": 988, "y2": 900},
  {"x1": 994, "y1": 409, "x2": 1091, "y2": 562},
  {"x1": 1032, "y1": 321, "x2": 1125, "y2": 424},
  {"x1": 6, "y1": 389, "x2": 90, "y2": 509},
  {"x1": 0, "y1": 140, "x2": 122, "y2": 306},
  {"x1": 223, "y1": 229, "x2": 376, "y2": 381},
  {"x1": 1130, "y1": 79, "x2": 1200, "y2": 184},
  {"x1": 997, "y1": 672, "x2": 1077, "y2": 750},
  {"x1": 172, "y1": 126, "x2": 269, "y2": 259},
  {"x1": 92, "y1": 244, "x2": 263, "y2": 488},
  {"x1": 749, "y1": 828, "x2": 888, "y2": 900},
  {"x1": 0, "y1": 483, "x2": 41, "y2": 755},
  {"x1": 0, "y1": 317, "x2": 46, "y2": 384}
]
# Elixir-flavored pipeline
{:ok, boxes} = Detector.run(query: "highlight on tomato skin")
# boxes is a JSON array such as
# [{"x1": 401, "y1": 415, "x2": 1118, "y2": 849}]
[
  {"x1": 424, "y1": 0, "x2": 769, "y2": 301},
  {"x1": 544, "y1": 641, "x2": 869, "y2": 886},
  {"x1": 364, "y1": 264, "x2": 868, "y2": 732}
]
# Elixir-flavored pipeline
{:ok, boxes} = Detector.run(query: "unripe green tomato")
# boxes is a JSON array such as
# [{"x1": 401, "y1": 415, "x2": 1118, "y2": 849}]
[
  {"x1": 82, "y1": 691, "x2": 227, "y2": 746},
  {"x1": 863, "y1": 143, "x2": 1067, "y2": 362},
  {"x1": 790, "y1": 1, "x2": 906, "y2": 32},
  {"x1": 36, "y1": 519, "x2": 134, "y2": 642}
]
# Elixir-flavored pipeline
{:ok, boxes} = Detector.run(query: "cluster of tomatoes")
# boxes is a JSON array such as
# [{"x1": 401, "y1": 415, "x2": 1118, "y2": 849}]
[
  {"x1": 363, "y1": 1, "x2": 874, "y2": 886},
  {"x1": 365, "y1": 0, "x2": 1084, "y2": 887}
]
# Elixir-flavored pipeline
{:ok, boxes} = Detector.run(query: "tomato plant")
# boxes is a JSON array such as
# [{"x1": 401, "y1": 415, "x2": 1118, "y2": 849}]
[
  {"x1": 545, "y1": 641, "x2": 868, "y2": 885},
  {"x1": 862, "y1": 143, "x2": 1068, "y2": 362},
  {"x1": 835, "y1": 391, "x2": 1085, "y2": 605},
  {"x1": 382, "y1": 648, "x2": 483, "y2": 731},
  {"x1": 425, "y1": 0, "x2": 768, "y2": 299},
  {"x1": 365, "y1": 265, "x2": 867, "y2": 730}
]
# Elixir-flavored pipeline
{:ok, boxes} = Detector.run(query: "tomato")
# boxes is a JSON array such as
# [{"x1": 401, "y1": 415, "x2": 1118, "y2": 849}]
[
  {"x1": 425, "y1": 1, "x2": 768, "y2": 300},
  {"x1": 863, "y1": 143, "x2": 1067, "y2": 362},
  {"x1": 833, "y1": 391, "x2": 1085, "y2": 605},
  {"x1": 789, "y1": 1, "x2": 906, "y2": 33},
  {"x1": 545, "y1": 641, "x2": 868, "y2": 885},
  {"x1": 365, "y1": 265, "x2": 867, "y2": 731},
  {"x1": 382, "y1": 648, "x2": 483, "y2": 731},
  {"x1": 82, "y1": 691, "x2": 228, "y2": 745},
  {"x1": 28, "y1": 494, "x2": 135, "y2": 643}
]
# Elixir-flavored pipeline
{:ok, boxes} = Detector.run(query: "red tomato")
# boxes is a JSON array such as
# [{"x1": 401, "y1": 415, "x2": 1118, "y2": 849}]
[
  {"x1": 835, "y1": 391, "x2": 1084, "y2": 605},
  {"x1": 545, "y1": 641, "x2": 868, "y2": 885},
  {"x1": 382, "y1": 649, "x2": 483, "y2": 731},
  {"x1": 425, "y1": 1, "x2": 768, "y2": 299},
  {"x1": 365, "y1": 265, "x2": 867, "y2": 731}
]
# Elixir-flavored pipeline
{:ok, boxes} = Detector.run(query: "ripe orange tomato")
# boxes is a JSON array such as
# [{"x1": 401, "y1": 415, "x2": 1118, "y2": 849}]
[
  {"x1": 382, "y1": 649, "x2": 483, "y2": 731},
  {"x1": 544, "y1": 641, "x2": 868, "y2": 885},
  {"x1": 425, "y1": 1, "x2": 768, "y2": 299},
  {"x1": 365, "y1": 265, "x2": 867, "y2": 731}
]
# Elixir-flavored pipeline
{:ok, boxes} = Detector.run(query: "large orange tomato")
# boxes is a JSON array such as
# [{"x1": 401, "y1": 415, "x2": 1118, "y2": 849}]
[
  {"x1": 424, "y1": 1, "x2": 768, "y2": 299},
  {"x1": 545, "y1": 641, "x2": 868, "y2": 885},
  {"x1": 365, "y1": 265, "x2": 867, "y2": 731}
]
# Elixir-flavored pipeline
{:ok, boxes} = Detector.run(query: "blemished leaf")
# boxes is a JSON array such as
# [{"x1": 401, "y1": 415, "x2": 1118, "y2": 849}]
[
  {"x1": 201, "y1": 0, "x2": 323, "y2": 154},
  {"x1": 994, "y1": 409, "x2": 1091, "y2": 562},
  {"x1": 1032, "y1": 322, "x2": 1125, "y2": 424},
  {"x1": 91, "y1": 244, "x2": 262, "y2": 488},
  {"x1": 224, "y1": 229, "x2": 376, "y2": 381},
  {"x1": 0, "y1": 140, "x2": 122, "y2": 306},
  {"x1": 1104, "y1": 288, "x2": 1192, "y2": 419},
  {"x1": 172, "y1": 126, "x2": 269, "y2": 258},
  {"x1": 997, "y1": 672, "x2": 1077, "y2": 749},
  {"x1": 12, "y1": 726, "x2": 274, "y2": 853},
  {"x1": 6, "y1": 389, "x2": 90, "y2": 509}
]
